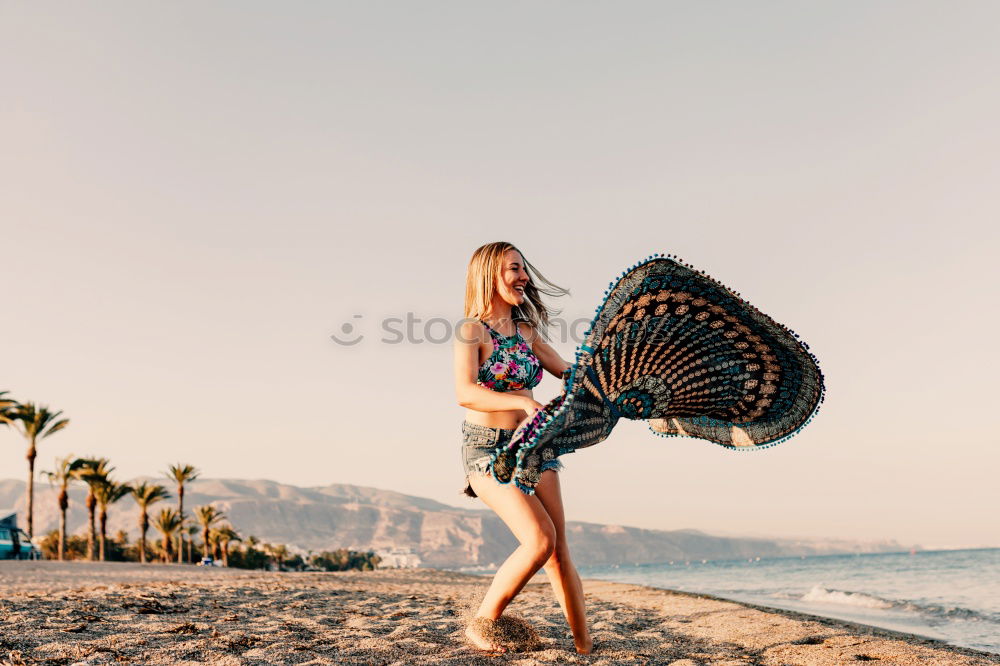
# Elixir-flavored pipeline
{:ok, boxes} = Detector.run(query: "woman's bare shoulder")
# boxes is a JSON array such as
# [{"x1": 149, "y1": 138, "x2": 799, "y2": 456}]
[{"x1": 457, "y1": 318, "x2": 489, "y2": 345}]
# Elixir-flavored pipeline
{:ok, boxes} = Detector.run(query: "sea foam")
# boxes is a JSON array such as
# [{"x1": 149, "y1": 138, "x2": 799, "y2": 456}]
[{"x1": 801, "y1": 584, "x2": 894, "y2": 609}]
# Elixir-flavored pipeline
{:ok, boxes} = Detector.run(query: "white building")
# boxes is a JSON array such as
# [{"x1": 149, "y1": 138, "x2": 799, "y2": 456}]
[{"x1": 374, "y1": 547, "x2": 421, "y2": 568}]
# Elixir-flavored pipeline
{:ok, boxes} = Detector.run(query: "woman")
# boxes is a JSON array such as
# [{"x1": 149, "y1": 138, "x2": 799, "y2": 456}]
[{"x1": 453, "y1": 241, "x2": 592, "y2": 655}]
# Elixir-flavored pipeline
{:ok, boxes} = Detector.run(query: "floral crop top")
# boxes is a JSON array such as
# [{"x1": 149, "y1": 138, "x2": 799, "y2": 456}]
[{"x1": 476, "y1": 319, "x2": 543, "y2": 392}]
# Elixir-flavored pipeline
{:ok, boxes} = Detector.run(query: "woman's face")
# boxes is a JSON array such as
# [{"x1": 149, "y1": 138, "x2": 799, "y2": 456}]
[{"x1": 496, "y1": 249, "x2": 529, "y2": 307}]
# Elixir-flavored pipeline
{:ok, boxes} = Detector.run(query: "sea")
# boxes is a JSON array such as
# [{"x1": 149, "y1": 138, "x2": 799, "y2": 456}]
[{"x1": 579, "y1": 548, "x2": 1000, "y2": 655}]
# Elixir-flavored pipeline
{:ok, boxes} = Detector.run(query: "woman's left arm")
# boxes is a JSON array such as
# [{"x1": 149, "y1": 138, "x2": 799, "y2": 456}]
[{"x1": 519, "y1": 322, "x2": 571, "y2": 378}]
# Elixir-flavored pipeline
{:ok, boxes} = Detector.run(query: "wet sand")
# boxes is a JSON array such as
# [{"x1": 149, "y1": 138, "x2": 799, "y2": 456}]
[{"x1": 1, "y1": 561, "x2": 997, "y2": 665}]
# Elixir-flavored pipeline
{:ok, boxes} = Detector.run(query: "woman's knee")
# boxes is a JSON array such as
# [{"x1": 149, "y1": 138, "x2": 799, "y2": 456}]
[
  {"x1": 524, "y1": 525, "x2": 556, "y2": 564},
  {"x1": 544, "y1": 536, "x2": 572, "y2": 569}
]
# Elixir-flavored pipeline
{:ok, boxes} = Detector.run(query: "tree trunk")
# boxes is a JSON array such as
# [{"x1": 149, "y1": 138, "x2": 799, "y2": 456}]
[
  {"x1": 186, "y1": 537, "x2": 193, "y2": 563},
  {"x1": 86, "y1": 492, "x2": 96, "y2": 561},
  {"x1": 58, "y1": 488, "x2": 68, "y2": 561},
  {"x1": 162, "y1": 536, "x2": 170, "y2": 563},
  {"x1": 203, "y1": 527, "x2": 210, "y2": 561},
  {"x1": 139, "y1": 513, "x2": 148, "y2": 564},
  {"x1": 99, "y1": 508, "x2": 108, "y2": 561},
  {"x1": 25, "y1": 441, "x2": 36, "y2": 538},
  {"x1": 58, "y1": 511, "x2": 66, "y2": 560},
  {"x1": 176, "y1": 485, "x2": 184, "y2": 564},
  {"x1": 222, "y1": 542, "x2": 229, "y2": 567}
]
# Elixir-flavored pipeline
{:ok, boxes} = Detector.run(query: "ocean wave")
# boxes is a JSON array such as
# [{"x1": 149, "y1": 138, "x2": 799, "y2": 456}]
[
  {"x1": 796, "y1": 585, "x2": 1000, "y2": 624},
  {"x1": 801, "y1": 585, "x2": 894, "y2": 609}
]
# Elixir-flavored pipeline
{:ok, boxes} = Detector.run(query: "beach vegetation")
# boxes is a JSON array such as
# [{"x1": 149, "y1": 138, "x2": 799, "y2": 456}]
[
  {"x1": 37, "y1": 528, "x2": 133, "y2": 561},
  {"x1": 41, "y1": 455, "x2": 86, "y2": 560},
  {"x1": 309, "y1": 549, "x2": 382, "y2": 572},
  {"x1": 194, "y1": 504, "x2": 225, "y2": 560},
  {"x1": 0, "y1": 391, "x2": 16, "y2": 423},
  {"x1": 1, "y1": 394, "x2": 385, "y2": 571},
  {"x1": 94, "y1": 478, "x2": 131, "y2": 561},
  {"x1": 72, "y1": 457, "x2": 114, "y2": 561},
  {"x1": 185, "y1": 525, "x2": 198, "y2": 562},
  {"x1": 212, "y1": 525, "x2": 241, "y2": 566},
  {"x1": 152, "y1": 508, "x2": 183, "y2": 563},
  {"x1": 130, "y1": 481, "x2": 171, "y2": 564},
  {"x1": 226, "y1": 536, "x2": 271, "y2": 570},
  {"x1": 265, "y1": 542, "x2": 288, "y2": 570},
  {"x1": 165, "y1": 463, "x2": 200, "y2": 564},
  {"x1": 38, "y1": 530, "x2": 86, "y2": 560},
  {"x1": 5, "y1": 401, "x2": 70, "y2": 539}
]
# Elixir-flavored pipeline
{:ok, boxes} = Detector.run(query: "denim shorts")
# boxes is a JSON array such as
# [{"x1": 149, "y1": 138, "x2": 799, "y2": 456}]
[{"x1": 461, "y1": 420, "x2": 563, "y2": 498}]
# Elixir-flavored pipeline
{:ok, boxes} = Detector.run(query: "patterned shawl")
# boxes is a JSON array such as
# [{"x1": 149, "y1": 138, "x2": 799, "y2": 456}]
[{"x1": 486, "y1": 254, "x2": 826, "y2": 495}]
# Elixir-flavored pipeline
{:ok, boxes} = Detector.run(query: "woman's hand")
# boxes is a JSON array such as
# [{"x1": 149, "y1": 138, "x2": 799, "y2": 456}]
[
  {"x1": 520, "y1": 396, "x2": 544, "y2": 414},
  {"x1": 515, "y1": 397, "x2": 545, "y2": 433}
]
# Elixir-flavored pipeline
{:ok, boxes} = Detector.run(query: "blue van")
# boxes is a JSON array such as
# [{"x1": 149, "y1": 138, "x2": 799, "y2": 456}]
[{"x1": 0, "y1": 511, "x2": 40, "y2": 560}]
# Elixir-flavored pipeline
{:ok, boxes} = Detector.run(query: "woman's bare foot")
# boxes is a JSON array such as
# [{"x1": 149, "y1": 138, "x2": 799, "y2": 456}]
[
  {"x1": 575, "y1": 635, "x2": 593, "y2": 654},
  {"x1": 465, "y1": 618, "x2": 506, "y2": 653}
]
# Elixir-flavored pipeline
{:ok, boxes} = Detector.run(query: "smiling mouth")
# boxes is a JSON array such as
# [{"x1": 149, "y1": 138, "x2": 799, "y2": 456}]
[{"x1": 513, "y1": 285, "x2": 525, "y2": 295}]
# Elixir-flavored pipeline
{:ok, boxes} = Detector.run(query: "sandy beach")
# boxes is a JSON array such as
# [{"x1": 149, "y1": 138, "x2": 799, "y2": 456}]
[{"x1": 1, "y1": 562, "x2": 996, "y2": 665}]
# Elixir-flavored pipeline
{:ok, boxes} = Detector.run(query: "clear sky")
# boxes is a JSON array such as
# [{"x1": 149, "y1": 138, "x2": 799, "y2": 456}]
[{"x1": 3, "y1": 2, "x2": 998, "y2": 549}]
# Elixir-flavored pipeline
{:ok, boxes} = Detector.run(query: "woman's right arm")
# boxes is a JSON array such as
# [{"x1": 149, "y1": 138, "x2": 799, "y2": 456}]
[{"x1": 454, "y1": 320, "x2": 542, "y2": 413}]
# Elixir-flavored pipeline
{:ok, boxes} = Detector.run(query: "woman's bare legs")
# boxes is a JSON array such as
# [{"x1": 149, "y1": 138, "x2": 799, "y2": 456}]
[
  {"x1": 465, "y1": 471, "x2": 591, "y2": 654},
  {"x1": 534, "y1": 470, "x2": 592, "y2": 654},
  {"x1": 465, "y1": 474, "x2": 556, "y2": 652}
]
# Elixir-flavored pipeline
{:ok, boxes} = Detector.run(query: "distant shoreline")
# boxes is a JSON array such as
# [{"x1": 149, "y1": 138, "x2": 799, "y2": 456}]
[{"x1": 571, "y1": 547, "x2": 1000, "y2": 656}]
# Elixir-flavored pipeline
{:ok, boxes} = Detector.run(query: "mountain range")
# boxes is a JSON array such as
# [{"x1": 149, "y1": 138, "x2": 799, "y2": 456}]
[{"x1": 0, "y1": 478, "x2": 912, "y2": 568}]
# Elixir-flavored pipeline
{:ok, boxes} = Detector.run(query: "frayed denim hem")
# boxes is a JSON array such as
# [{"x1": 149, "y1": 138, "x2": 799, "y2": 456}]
[
  {"x1": 462, "y1": 460, "x2": 564, "y2": 499},
  {"x1": 539, "y1": 459, "x2": 564, "y2": 474}
]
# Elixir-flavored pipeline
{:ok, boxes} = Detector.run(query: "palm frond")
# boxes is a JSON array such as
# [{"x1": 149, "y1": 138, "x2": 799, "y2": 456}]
[
  {"x1": 166, "y1": 464, "x2": 200, "y2": 483},
  {"x1": 94, "y1": 478, "x2": 130, "y2": 507},
  {"x1": 5, "y1": 403, "x2": 71, "y2": 439},
  {"x1": 42, "y1": 455, "x2": 81, "y2": 486},
  {"x1": 0, "y1": 391, "x2": 18, "y2": 423},
  {"x1": 194, "y1": 504, "x2": 225, "y2": 528},
  {"x1": 129, "y1": 481, "x2": 171, "y2": 507},
  {"x1": 152, "y1": 508, "x2": 183, "y2": 535},
  {"x1": 215, "y1": 525, "x2": 241, "y2": 542},
  {"x1": 74, "y1": 457, "x2": 115, "y2": 485},
  {"x1": 41, "y1": 418, "x2": 70, "y2": 438}
]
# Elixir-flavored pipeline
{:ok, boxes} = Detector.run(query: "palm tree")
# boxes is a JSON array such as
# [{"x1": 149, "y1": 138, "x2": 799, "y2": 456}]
[
  {"x1": 194, "y1": 505, "x2": 225, "y2": 561},
  {"x1": 8, "y1": 402, "x2": 70, "y2": 538},
  {"x1": 130, "y1": 482, "x2": 170, "y2": 564},
  {"x1": 152, "y1": 508, "x2": 182, "y2": 563},
  {"x1": 214, "y1": 525, "x2": 241, "y2": 567},
  {"x1": 264, "y1": 542, "x2": 288, "y2": 571},
  {"x1": 94, "y1": 478, "x2": 130, "y2": 561},
  {"x1": 73, "y1": 458, "x2": 113, "y2": 561},
  {"x1": 186, "y1": 524, "x2": 198, "y2": 563},
  {"x1": 208, "y1": 527, "x2": 219, "y2": 560},
  {"x1": 208, "y1": 526, "x2": 224, "y2": 560},
  {"x1": 42, "y1": 456, "x2": 85, "y2": 560},
  {"x1": 165, "y1": 464, "x2": 199, "y2": 563}
]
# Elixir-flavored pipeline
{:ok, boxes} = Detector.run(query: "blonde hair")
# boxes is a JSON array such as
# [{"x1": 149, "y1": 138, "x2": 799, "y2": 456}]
[{"x1": 463, "y1": 241, "x2": 569, "y2": 341}]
